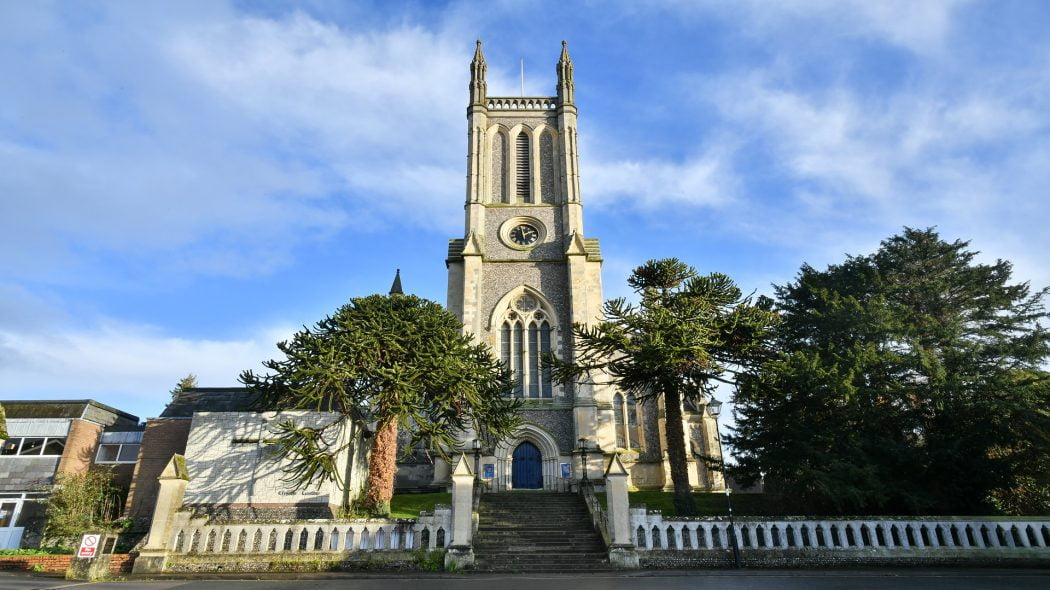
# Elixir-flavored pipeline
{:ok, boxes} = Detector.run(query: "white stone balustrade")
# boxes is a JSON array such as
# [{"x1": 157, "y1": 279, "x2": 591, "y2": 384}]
[
  {"x1": 629, "y1": 510, "x2": 1050, "y2": 553},
  {"x1": 168, "y1": 508, "x2": 451, "y2": 556}
]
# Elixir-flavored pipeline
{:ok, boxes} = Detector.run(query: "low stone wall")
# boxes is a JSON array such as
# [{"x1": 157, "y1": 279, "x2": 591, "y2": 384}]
[
  {"x1": 165, "y1": 550, "x2": 437, "y2": 573},
  {"x1": 0, "y1": 554, "x2": 135, "y2": 574},
  {"x1": 641, "y1": 547, "x2": 1050, "y2": 568}
]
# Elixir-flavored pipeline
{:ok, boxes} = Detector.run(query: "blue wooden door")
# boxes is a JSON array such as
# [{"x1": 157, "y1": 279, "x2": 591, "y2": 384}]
[{"x1": 512, "y1": 442, "x2": 543, "y2": 489}]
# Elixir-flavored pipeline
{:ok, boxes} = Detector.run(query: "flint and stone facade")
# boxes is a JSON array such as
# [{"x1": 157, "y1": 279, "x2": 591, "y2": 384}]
[{"x1": 437, "y1": 42, "x2": 724, "y2": 492}]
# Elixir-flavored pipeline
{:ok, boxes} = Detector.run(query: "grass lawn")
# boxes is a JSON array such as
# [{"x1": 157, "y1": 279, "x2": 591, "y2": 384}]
[
  {"x1": 389, "y1": 492, "x2": 451, "y2": 519},
  {"x1": 597, "y1": 491, "x2": 783, "y2": 517}
]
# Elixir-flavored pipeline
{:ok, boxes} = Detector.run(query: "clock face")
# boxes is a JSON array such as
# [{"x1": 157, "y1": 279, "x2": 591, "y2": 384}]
[{"x1": 509, "y1": 223, "x2": 540, "y2": 246}]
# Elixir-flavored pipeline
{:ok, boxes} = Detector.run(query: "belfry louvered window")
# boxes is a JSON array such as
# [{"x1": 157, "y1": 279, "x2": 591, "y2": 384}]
[
  {"x1": 516, "y1": 132, "x2": 531, "y2": 202},
  {"x1": 500, "y1": 293, "x2": 553, "y2": 398}
]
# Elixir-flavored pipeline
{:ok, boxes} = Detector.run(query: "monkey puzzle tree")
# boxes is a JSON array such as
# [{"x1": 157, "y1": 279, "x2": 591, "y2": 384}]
[
  {"x1": 549, "y1": 259, "x2": 778, "y2": 516},
  {"x1": 241, "y1": 293, "x2": 521, "y2": 515}
]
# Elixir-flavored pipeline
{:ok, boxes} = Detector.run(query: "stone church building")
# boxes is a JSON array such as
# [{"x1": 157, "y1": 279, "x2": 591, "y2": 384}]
[
  {"x1": 123, "y1": 42, "x2": 725, "y2": 529},
  {"x1": 424, "y1": 41, "x2": 724, "y2": 494}
]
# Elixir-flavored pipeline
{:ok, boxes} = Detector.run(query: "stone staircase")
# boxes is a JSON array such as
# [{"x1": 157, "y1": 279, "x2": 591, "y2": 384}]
[{"x1": 473, "y1": 492, "x2": 610, "y2": 572}]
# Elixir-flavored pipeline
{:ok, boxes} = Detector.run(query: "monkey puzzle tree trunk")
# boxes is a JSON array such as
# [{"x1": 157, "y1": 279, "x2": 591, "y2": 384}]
[
  {"x1": 663, "y1": 386, "x2": 698, "y2": 516},
  {"x1": 364, "y1": 418, "x2": 399, "y2": 516}
]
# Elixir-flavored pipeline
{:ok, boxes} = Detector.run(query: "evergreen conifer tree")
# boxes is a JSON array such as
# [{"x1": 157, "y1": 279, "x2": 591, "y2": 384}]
[{"x1": 732, "y1": 228, "x2": 1050, "y2": 514}]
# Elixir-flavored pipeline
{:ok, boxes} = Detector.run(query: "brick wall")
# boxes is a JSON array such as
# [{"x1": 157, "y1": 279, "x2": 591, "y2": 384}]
[
  {"x1": 56, "y1": 419, "x2": 103, "y2": 476},
  {"x1": 125, "y1": 418, "x2": 191, "y2": 528},
  {"x1": 0, "y1": 554, "x2": 137, "y2": 574}
]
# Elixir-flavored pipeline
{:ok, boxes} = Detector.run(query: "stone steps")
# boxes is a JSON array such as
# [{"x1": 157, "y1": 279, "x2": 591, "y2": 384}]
[{"x1": 472, "y1": 492, "x2": 610, "y2": 572}]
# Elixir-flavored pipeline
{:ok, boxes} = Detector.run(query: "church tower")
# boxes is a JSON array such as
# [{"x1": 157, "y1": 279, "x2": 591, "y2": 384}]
[{"x1": 444, "y1": 42, "x2": 723, "y2": 492}]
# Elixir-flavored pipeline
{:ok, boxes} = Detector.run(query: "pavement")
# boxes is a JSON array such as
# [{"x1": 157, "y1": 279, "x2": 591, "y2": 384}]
[{"x1": 1, "y1": 569, "x2": 1048, "y2": 590}]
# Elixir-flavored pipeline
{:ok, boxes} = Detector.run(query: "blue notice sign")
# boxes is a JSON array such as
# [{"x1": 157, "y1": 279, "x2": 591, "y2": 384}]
[
  {"x1": 561, "y1": 463, "x2": 571, "y2": 479},
  {"x1": 483, "y1": 463, "x2": 495, "y2": 479}
]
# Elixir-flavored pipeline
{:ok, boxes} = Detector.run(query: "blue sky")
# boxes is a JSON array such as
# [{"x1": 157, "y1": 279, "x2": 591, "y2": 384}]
[{"x1": 2, "y1": 0, "x2": 1048, "y2": 423}]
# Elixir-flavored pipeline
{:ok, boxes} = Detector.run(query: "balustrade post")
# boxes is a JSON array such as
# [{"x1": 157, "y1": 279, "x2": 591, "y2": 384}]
[
  {"x1": 604, "y1": 453, "x2": 640, "y2": 567},
  {"x1": 445, "y1": 454, "x2": 476, "y2": 569},
  {"x1": 132, "y1": 454, "x2": 191, "y2": 574}
]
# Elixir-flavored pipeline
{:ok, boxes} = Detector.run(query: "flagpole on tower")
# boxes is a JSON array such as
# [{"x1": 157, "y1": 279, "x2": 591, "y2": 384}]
[{"x1": 520, "y1": 58, "x2": 525, "y2": 96}]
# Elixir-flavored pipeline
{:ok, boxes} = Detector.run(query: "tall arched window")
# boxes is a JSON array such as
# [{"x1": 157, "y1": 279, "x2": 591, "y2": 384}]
[
  {"x1": 499, "y1": 292, "x2": 553, "y2": 398},
  {"x1": 614, "y1": 393, "x2": 626, "y2": 448},
  {"x1": 614, "y1": 393, "x2": 642, "y2": 449},
  {"x1": 627, "y1": 394, "x2": 640, "y2": 450},
  {"x1": 515, "y1": 131, "x2": 531, "y2": 203}
]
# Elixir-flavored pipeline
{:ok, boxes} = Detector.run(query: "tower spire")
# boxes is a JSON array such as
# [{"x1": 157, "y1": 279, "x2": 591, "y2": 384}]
[
  {"x1": 557, "y1": 40, "x2": 574, "y2": 106},
  {"x1": 389, "y1": 268, "x2": 403, "y2": 295},
  {"x1": 469, "y1": 39, "x2": 487, "y2": 106}
]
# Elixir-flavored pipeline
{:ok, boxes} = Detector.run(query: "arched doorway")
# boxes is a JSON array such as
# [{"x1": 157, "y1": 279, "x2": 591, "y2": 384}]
[{"x1": 511, "y1": 441, "x2": 543, "y2": 489}]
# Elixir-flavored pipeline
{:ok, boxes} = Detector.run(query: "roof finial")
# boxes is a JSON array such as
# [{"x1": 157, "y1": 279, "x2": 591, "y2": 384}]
[
  {"x1": 389, "y1": 268, "x2": 404, "y2": 295},
  {"x1": 557, "y1": 40, "x2": 574, "y2": 106},
  {"x1": 469, "y1": 39, "x2": 487, "y2": 106}
]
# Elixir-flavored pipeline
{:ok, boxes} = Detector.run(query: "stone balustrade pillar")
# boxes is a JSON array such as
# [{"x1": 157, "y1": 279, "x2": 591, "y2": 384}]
[
  {"x1": 604, "y1": 453, "x2": 639, "y2": 568},
  {"x1": 445, "y1": 454, "x2": 475, "y2": 569},
  {"x1": 132, "y1": 454, "x2": 190, "y2": 574}
]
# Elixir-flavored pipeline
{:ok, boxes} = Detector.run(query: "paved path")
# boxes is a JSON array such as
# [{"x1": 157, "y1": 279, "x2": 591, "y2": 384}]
[{"x1": 1, "y1": 569, "x2": 1047, "y2": 590}]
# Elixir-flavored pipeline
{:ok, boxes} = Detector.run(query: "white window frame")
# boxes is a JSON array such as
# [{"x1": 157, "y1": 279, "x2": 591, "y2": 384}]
[
  {"x1": 0, "y1": 437, "x2": 67, "y2": 457},
  {"x1": 94, "y1": 443, "x2": 141, "y2": 464}
]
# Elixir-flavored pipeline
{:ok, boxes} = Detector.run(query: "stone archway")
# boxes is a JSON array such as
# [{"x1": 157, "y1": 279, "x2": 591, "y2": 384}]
[{"x1": 494, "y1": 423, "x2": 562, "y2": 491}]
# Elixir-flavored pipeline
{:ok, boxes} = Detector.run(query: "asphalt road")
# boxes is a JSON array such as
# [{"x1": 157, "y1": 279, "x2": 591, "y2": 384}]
[{"x1": 1, "y1": 570, "x2": 1047, "y2": 590}]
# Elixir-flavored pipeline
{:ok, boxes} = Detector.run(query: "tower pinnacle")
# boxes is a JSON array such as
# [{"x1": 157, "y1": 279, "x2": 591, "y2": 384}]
[
  {"x1": 557, "y1": 40, "x2": 574, "y2": 106},
  {"x1": 389, "y1": 268, "x2": 403, "y2": 295},
  {"x1": 469, "y1": 39, "x2": 487, "y2": 106}
]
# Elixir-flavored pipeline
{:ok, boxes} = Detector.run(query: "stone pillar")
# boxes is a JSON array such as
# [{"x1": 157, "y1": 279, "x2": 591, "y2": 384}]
[
  {"x1": 445, "y1": 454, "x2": 475, "y2": 569},
  {"x1": 131, "y1": 455, "x2": 190, "y2": 574},
  {"x1": 65, "y1": 531, "x2": 116, "y2": 581},
  {"x1": 604, "y1": 454, "x2": 639, "y2": 568}
]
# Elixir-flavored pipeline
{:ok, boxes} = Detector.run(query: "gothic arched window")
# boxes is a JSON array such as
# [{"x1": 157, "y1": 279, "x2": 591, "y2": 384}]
[
  {"x1": 499, "y1": 292, "x2": 553, "y2": 398},
  {"x1": 614, "y1": 393, "x2": 642, "y2": 449},
  {"x1": 516, "y1": 131, "x2": 531, "y2": 203},
  {"x1": 614, "y1": 393, "x2": 626, "y2": 448}
]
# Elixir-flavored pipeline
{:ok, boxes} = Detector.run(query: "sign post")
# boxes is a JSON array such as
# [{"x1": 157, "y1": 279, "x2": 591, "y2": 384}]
[
  {"x1": 66, "y1": 532, "x2": 112, "y2": 581},
  {"x1": 77, "y1": 534, "x2": 100, "y2": 559}
]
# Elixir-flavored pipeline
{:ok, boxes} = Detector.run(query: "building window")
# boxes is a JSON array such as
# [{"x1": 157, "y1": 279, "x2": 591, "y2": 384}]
[
  {"x1": 0, "y1": 437, "x2": 66, "y2": 456},
  {"x1": 613, "y1": 394, "x2": 642, "y2": 450},
  {"x1": 499, "y1": 293, "x2": 554, "y2": 398},
  {"x1": 516, "y1": 131, "x2": 531, "y2": 202},
  {"x1": 614, "y1": 394, "x2": 626, "y2": 447},
  {"x1": 95, "y1": 444, "x2": 140, "y2": 464},
  {"x1": 95, "y1": 431, "x2": 144, "y2": 464}
]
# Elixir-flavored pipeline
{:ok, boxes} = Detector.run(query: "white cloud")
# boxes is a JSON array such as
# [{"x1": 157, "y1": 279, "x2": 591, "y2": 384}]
[
  {"x1": 0, "y1": 314, "x2": 293, "y2": 420},
  {"x1": 657, "y1": 0, "x2": 967, "y2": 55},
  {"x1": 583, "y1": 144, "x2": 739, "y2": 211},
  {"x1": 0, "y1": 6, "x2": 488, "y2": 282},
  {"x1": 689, "y1": 61, "x2": 1050, "y2": 288}
]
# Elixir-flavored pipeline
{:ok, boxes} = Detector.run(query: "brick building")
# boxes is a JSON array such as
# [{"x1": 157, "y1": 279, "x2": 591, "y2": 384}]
[{"x1": 0, "y1": 400, "x2": 141, "y2": 548}]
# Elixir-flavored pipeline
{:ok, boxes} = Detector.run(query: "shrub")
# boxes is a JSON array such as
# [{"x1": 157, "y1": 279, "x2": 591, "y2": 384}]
[{"x1": 43, "y1": 468, "x2": 124, "y2": 544}]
